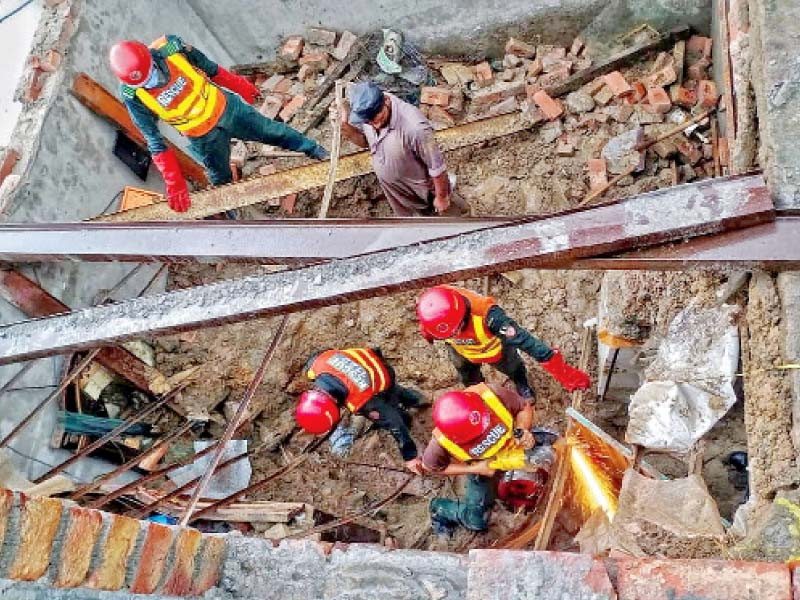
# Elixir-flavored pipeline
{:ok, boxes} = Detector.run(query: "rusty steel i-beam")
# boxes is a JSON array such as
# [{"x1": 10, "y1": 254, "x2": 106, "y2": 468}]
[{"x1": 0, "y1": 175, "x2": 772, "y2": 365}]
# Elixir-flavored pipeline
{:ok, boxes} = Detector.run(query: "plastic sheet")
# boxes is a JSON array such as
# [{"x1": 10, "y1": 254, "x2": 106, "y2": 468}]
[{"x1": 168, "y1": 440, "x2": 251, "y2": 499}]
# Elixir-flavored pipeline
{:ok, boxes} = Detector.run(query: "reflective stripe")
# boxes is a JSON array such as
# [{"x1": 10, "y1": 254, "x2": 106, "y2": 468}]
[
  {"x1": 434, "y1": 384, "x2": 515, "y2": 463},
  {"x1": 446, "y1": 315, "x2": 503, "y2": 362},
  {"x1": 135, "y1": 52, "x2": 224, "y2": 137}
]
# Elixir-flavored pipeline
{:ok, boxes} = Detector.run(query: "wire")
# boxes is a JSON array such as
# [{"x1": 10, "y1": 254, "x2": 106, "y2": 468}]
[{"x1": 0, "y1": 0, "x2": 35, "y2": 25}]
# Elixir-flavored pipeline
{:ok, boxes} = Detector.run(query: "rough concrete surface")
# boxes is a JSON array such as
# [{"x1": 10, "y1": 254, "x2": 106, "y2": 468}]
[
  {"x1": 778, "y1": 273, "x2": 800, "y2": 455},
  {"x1": 212, "y1": 538, "x2": 467, "y2": 599}
]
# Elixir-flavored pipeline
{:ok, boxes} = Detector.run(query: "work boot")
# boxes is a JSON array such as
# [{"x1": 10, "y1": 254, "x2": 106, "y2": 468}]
[{"x1": 429, "y1": 498, "x2": 459, "y2": 537}]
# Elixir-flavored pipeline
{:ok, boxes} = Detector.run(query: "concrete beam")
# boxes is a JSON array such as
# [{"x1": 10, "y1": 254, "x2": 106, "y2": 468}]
[{"x1": 0, "y1": 175, "x2": 772, "y2": 364}]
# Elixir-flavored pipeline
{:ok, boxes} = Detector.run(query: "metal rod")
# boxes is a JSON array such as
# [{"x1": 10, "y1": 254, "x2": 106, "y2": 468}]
[
  {"x1": 71, "y1": 420, "x2": 194, "y2": 501},
  {"x1": 0, "y1": 348, "x2": 100, "y2": 449},
  {"x1": 600, "y1": 347, "x2": 620, "y2": 404},
  {"x1": 179, "y1": 315, "x2": 289, "y2": 526},
  {"x1": 33, "y1": 384, "x2": 184, "y2": 484},
  {"x1": 99, "y1": 263, "x2": 144, "y2": 303},
  {"x1": 127, "y1": 444, "x2": 259, "y2": 519},
  {"x1": 0, "y1": 360, "x2": 37, "y2": 397},
  {"x1": 187, "y1": 435, "x2": 327, "y2": 523}
]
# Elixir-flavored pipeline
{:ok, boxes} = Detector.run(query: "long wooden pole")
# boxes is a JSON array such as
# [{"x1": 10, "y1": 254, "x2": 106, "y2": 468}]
[
  {"x1": 178, "y1": 315, "x2": 289, "y2": 526},
  {"x1": 317, "y1": 81, "x2": 345, "y2": 219}
]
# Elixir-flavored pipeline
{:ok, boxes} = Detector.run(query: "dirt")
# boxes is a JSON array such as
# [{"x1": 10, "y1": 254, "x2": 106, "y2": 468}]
[{"x1": 141, "y1": 44, "x2": 766, "y2": 555}]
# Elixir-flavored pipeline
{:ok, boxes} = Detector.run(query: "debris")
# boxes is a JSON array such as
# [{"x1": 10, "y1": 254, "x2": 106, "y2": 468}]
[
  {"x1": 646, "y1": 86, "x2": 672, "y2": 114},
  {"x1": 420, "y1": 86, "x2": 451, "y2": 106},
  {"x1": 532, "y1": 90, "x2": 563, "y2": 120},
  {"x1": 587, "y1": 158, "x2": 608, "y2": 190},
  {"x1": 168, "y1": 440, "x2": 252, "y2": 500},
  {"x1": 526, "y1": 58, "x2": 543, "y2": 78},
  {"x1": 306, "y1": 27, "x2": 336, "y2": 47},
  {"x1": 505, "y1": 37, "x2": 536, "y2": 58},
  {"x1": 332, "y1": 31, "x2": 358, "y2": 61},
  {"x1": 602, "y1": 127, "x2": 645, "y2": 174},
  {"x1": 603, "y1": 71, "x2": 632, "y2": 97},
  {"x1": 280, "y1": 37, "x2": 304, "y2": 61},
  {"x1": 592, "y1": 86, "x2": 614, "y2": 106},
  {"x1": 565, "y1": 90, "x2": 595, "y2": 113},
  {"x1": 279, "y1": 95, "x2": 306, "y2": 121},
  {"x1": 474, "y1": 61, "x2": 494, "y2": 87},
  {"x1": 555, "y1": 140, "x2": 575, "y2": 156},
  {"x1": 697, "y1": 80, "x2": 719, "y2": 109},
  {"x1": 503, "y1": 54, "x2": 522, "y2": 69},
  {"x1": 626, "y1": 305, "x2": 740, "y2": 452}
]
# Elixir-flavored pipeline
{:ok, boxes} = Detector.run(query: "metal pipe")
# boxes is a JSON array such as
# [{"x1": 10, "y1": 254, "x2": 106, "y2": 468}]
[
  {"x1": 71, "y1": 420, "x2": 194, "y2": 501},
  {"x1": 178, "y1": 314, "x2": 289, "y2": 526},
  {"x1": 600, "y1": 348, "x2": 620, "y2": 404},
  {"x1": 0, "y1": 348, "x2": 100, "y2": 449}
]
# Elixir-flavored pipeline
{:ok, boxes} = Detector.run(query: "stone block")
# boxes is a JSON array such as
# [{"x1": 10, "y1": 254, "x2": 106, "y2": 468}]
[
  {"x1": 505, "y1": 37, "x2": 536, "y2": 58},
  {"x1": 565, "y1": 90, "x2": 595, "y2": 113},
  {"x1": 532, "y1": 90, "x2": 563, "y2": 121},
  {"x1": 280, "y1": 36, "x2": 304, "y2": 61},
  {"x1": 54, "y1": 507, "x2": 103, "y2": 588},
  {"x1": 602, "y1": 127, "x2": 645, "y2": 174},
  {"x1": 332, "y1": 31, "x2": 358, "y2": 61},
  {"x1": 615, "y1": 558, "x2": 791, "y2": 600},
  {"x1": 8, "y1": 495, "x2": 63, "y2": 581},
  {"x1": 673, "y1": 40, "x2": 686, "y2": 85},
  {"x1": 279, "y1": 95, "x2": 306, "y2": 121},
  {"x1": 468, "y1": 550, "x2": 615, "y2": 600},
  {"x1": 420, "y1": 86, "x2": 451, "y2": 106},
  {"x1": 161, "y1": 527, "x2": 203, "y2": 596},
  {"x1": 130, "y1": 523, "x2": 174, "y2": 594},
  {"x1": 306, "y1": 27, "x2": 336, "y2": 47},
  {"x1": 486, "y1": 96, "x2": 519, "y2": 118},
  {"x1": 647, "y1": 87, "x2": 672, "y2": 114},
  {"x1": 87, "y1": 515, "x2": 140, "y2": 590},
  {"x1": 603, "y1": 71, "x2": 632, "y2": 96},
  {"x1": 593, "y1": 86, "x2": 614, "y2": 106},
  {"x1": 193, "y1": 536, "x2": 226, "y2": 595}
]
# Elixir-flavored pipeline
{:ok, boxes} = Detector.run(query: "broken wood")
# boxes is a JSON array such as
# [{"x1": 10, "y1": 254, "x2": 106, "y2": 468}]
[
  {"x1": 231, "y1": 58, "x2": 298, "y2": 78},
  {"x1": 711, "y1": 118, "x2": 721, "y2": 177},
  {"x1": 718, "y1": 0, "x2": 737, "y2": 149},
  {"x1": 179, "y1": 314, "x2": 289, "y2": 526},
  {"x1": 547, "y1": 26, "x2": 691, "y2": 97},
  {"x1": 0, "y1": 268, "x2": 170, "y2": 398},
  {"x1": 318, "y1": 81, "x2": 345, "y2": 219},
  {"x1": 71, "y1": 73, "x2": 208, "y2": 187},
  {"x1": 296, "y1": 55, "x2": 367, "y2": 134},
  {"x1": 95, "y1": 111, "x2": 539, "y2": 221},
  {"x1": 0, "y1": 175, "x2": 772, "y2": 364},
  {"x1": 577, "y1": 165, "x2": 637, "y2": 207},
  {"x1": 572, "y1": 322, "x2": 595, "y2": 412}
]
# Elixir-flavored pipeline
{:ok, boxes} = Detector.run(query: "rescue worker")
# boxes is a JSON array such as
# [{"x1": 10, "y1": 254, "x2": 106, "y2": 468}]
[
  {"x1": 408, "y1": 384, "x2": 556, "y2": 535},
  {"x1": 332, "y1": 81, "x2": 468, "y2": 216},
  {"x1": 295, "y1": 347, "x2": 423, "y2": 468},
  {"x1": 416, "y1": 285, "x2": 590, "y2": 400},
  {"x1": 109, "y1": 36, "x2": 328, "y2": 213}
]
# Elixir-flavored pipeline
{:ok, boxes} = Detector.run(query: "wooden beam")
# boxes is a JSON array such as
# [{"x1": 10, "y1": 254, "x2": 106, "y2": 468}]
[{"x1": 71, "y1": 73, "x2": 208, "y2": 187}]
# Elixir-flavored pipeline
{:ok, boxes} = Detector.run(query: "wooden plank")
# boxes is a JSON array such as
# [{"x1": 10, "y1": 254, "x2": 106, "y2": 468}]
[
  {"x1": 71, "y1": 73, "x2": 208, "y2": 187},
  {"x1": 718, "y1": 0, "x2": 737, "y2": 148},
  {"x1": 0, "y1": 175, "x2": 773, "y2": 364}
]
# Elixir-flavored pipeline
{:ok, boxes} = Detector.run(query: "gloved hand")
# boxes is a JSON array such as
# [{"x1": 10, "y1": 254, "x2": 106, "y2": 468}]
[
  {"x1": 211, "y1": 67, "x2": 259, "y2": 104},
  {"x1": 540, "y1": 350, "x2": 591, "y2": 392},
  {"x1": 152, "y1": 149, "x2": 191, "y2": 212},
  {"x1": 307, "y1": 145, "x2": 330, "y2": 160}
]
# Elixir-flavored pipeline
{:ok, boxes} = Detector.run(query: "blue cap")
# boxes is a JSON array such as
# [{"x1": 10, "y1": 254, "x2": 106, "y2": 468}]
[{"x1": 349, "y1": 81, "x2": 384, "y2": 125}]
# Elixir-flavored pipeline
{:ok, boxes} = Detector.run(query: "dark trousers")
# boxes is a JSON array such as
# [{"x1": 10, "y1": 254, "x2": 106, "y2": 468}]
[
  {"x1": 188, "y1": 91, "x2": 317, "y2": 185},
  {"x1": 447, "y1": 344, "x2": 534, "y2": 399},
  {"x1": 430, "y1": 474, "x2": 497, "y2": 533}
]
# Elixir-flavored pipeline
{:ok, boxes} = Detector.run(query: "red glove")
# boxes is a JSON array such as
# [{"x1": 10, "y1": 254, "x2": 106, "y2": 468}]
[
  {"x1": 211, "y1": 67, "x2": 259, "y2": 105},
  {"x1": 540, "y1": 350, "x2": 591, "y2": 392},
  {"x1": 152, "y1": 149, "x2": 191, "y2": 212}
]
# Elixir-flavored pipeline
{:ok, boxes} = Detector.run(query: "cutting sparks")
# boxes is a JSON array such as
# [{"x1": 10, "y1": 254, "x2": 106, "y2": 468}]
[{"x1": 569, "y1": 442, "x2": 618, "y2": 520}]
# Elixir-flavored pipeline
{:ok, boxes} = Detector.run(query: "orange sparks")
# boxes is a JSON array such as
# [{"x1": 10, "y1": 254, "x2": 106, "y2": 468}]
[{"x1": 569, "y1": 440, "x2": 618, "y2": 520}]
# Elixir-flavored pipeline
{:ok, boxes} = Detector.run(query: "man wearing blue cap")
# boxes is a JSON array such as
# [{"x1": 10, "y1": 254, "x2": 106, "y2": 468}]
[{"x1": 333, "y1": 82, "x2": 467, "y2": 216}]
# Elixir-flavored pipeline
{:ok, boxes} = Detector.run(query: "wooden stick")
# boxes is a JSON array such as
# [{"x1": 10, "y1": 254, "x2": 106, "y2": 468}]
[
  {"x1": 318, "y1": 81, "x2": 345, "y2": 220},
  {"x1": 578, "y1": 165, "x2": 636, "y2": 207},
  {"x1": 711, "y1": 118, "x2": 721, "y2": 177},
  {"x1": 178, "y1": 314, "x2": 289, "y2": 526},
  {"x1": 635, "y1": 109, "x2": 713, "y2": 151},
  {"x1": 533, "y1": 439, "x2": 571, "y2": 550},
  {"x1": 572, "y1": 323, "x2": 594, "y2": 412}
]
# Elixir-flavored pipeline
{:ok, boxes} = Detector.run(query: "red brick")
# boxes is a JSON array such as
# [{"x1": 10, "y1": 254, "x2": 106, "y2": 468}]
[
  {"x1": 474, "y1": 61, "x2": 493, "y2": 87},
  {"x1": 8, "y1": 495, "x2": 63, "y2": 581},
  {"x1": 161, "y1": 527, "x2": 203, "y2": 596},
  {"x1": 253, "y1": 73, "x2": 267, "y2": 86},
  {"x1": 675, "y1": 139, "x2": 703, "y2": 164},
  {"x1": 22, "y1": 69, "x2": 45, "y2": 102},
  {"x1": 542, "y1": 56, "x2": 573, "y2": 74},
  {"x1": 647, "y1": 86, "x2": 671, "y2": 114},
  {"x1": 0, "y1": 149, "x2": 20, "y2": 187},
  {"x1": 332, "y1": 30, "x2": 358, "y2": 61},
  {"x1": 670, "y1": 85, "x2": 697, "y2": 108},
  {"x1": 687, "y1": 35, "x2": 713, "y2": 60},
  {"x1": 532, "y1": 90, "x2": 564, "y2": 120},
  {"x1": 644, "y1": 64, "x2": 678, "y2": 88},
  {"x1": 279, "y1": 95, "x2": 306, "y2": 121},
  {"x1": 306, "y1": 27, "x2": 336, "y2": 46},
  {"x1": 505, "y1": 37, "x2": 536, "y2": 58},
  {"x1": 718, "y1": 138, "x2": 730, "y2": 166},
  {"x1": 193, "y1": 537, "x2": 226, "y2": 595},
  {"x1": 428, "y1": 105, "x2": 456, "y2": 128},
  {"x1": 630, "y1": 80, "x2": 646, "y2": 102},
  {"x1": 298, "y1": 51, "x2": 329, "y2": 70},
  {"x1": 588, "y1": 158, "x2": 608, "y2": 191},
  {"x1": 603, "y1": 71, "x2": 632, "y2": 96},
  {"x1": 696, "y1": 79, "x2": 719, "y2": 108},
  {"x1": 33, "y1": 50, "x2": 62, "y2": 73},
  {"x1": 0, "y1": 488, "x2": 13, "y2": 551},
  {"x1": 616, "y1": 558, "x2": 791, "y2": 600},
  {"x1": 259, "y1": 95, "x2": 283, "y2": 120},
  {"x1": 281, "y1": 193, "x2": 298, "y2": 213},
  {"x1": 538, "y1": 46, "x2": 566, "y2": 61},
  {"x1": 420, "y1": 86, "x2": 451, "y2": 106},
  {"x1": 55, "y1": 507, "x2": 103, "y2": 588},
  {"x1": 538, "y1": 67, "x2": 571, "y2": 89},
  {"x1": 130, "y1": 523, "x2": 174, "y2": 594},
  {"x1": 280, "y1": 36, "x2": 304, "y2": 61},
  {"x1": 688, "y1": 58, "x2": 710, "y2": 81},
  {"x1": 87, "y1": 515, "x2": 140, "y2": 590},
  {"x1": 526, "y1": 58, "x2": 543, "y2": 78}
]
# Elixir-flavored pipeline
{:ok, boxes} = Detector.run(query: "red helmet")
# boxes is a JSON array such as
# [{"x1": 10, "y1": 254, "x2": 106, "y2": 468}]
[
  {"x1": 416, "y1": 286, "x2": 467, "y2": 339},
  {"x1": 109, "y1": 41, "x2": 153, "y2": 86},
  {"x1": 433, "y1": 390, "x2": 489, "y2": 444},
  {"x1": 296, "y1": 389, "x2": 340, "y2": 434}
]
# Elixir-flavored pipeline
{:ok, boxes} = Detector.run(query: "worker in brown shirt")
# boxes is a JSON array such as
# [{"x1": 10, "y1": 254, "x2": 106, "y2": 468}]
[
  {"x1": 407, "y1": 383, "x2": 556, "y2": 535},
  {"x1": 333, "y1": 81, "x2": 468, "y2": 216}
]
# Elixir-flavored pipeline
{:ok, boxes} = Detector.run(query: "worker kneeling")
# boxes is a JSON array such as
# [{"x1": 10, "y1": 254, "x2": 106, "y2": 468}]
[
  {"x1": 109, "y1": 36, "x2": 328, "y2": 213},
  {"x1": 409, "y1": 384, "x2": 557, "y2": 536},
  {"x1": 295, "y1": 347, "x2": 423, "y2": 469}
]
